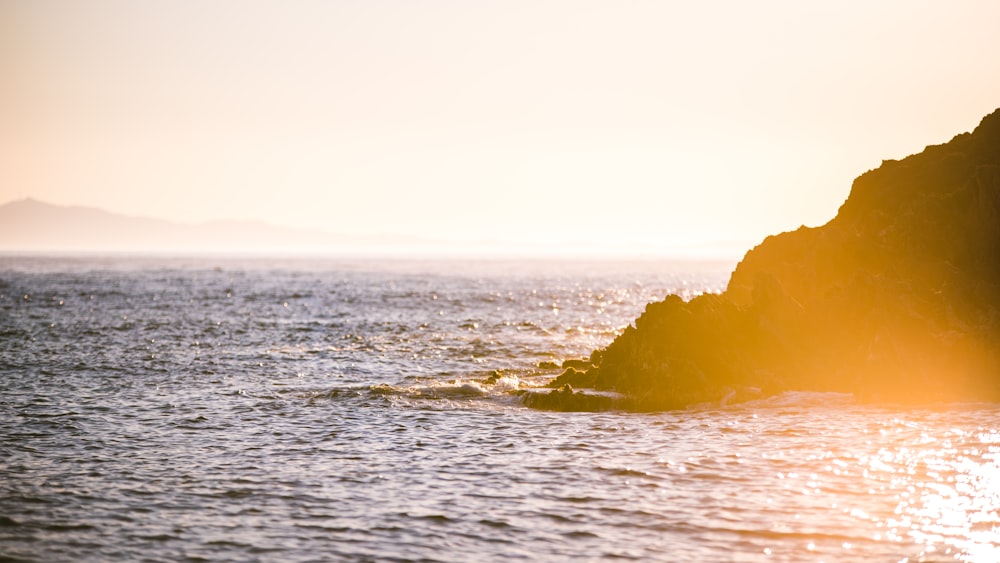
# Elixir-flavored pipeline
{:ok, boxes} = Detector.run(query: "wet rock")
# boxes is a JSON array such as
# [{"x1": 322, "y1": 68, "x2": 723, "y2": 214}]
[
  {"x1": 521, "y1": 386, "x2": 620, "y2": 412},
  {"x1": 548, "y1": 367, "x2": 596, "y2": 389},
  {"x1": 560, "y1": 358, "x2": 592, "y2": 370}
]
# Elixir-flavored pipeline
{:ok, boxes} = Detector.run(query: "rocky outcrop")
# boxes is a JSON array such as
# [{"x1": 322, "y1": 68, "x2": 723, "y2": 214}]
[{"x1": 531, "y1": 108, "x2": 1000, "y2": 411}]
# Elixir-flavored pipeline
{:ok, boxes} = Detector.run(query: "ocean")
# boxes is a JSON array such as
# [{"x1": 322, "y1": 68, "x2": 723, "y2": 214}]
[{"x1": 1, "y1": 255, "x2": 997, "y2": 562}]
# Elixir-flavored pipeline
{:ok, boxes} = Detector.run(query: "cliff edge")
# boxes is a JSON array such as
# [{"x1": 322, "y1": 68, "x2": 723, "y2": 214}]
[{"x1": 529, "y1": 108, "x2": 1000, "y2": 410}]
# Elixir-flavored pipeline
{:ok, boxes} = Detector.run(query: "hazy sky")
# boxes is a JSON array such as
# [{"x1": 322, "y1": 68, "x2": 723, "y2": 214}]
[{"x1": 2, "y1": 1, "x2": 999, "y2": 255}]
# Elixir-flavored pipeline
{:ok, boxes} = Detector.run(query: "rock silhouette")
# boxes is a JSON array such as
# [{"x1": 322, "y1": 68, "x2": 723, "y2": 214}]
[{"x1": 529, "y1": 108, "x2": 1000, "y2": 411}]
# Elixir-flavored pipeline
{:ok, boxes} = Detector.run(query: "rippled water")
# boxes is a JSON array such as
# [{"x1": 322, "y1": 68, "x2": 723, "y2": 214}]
[{"x1": 1, "y1": 256, "x2": 997, "y2": 562}]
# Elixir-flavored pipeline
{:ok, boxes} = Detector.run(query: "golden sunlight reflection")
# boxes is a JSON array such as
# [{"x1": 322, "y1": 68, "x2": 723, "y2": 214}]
[
  {"x1": 829, "y1": 419, "x2": 999, "y2": 561},
  {"x1": 683, "y1": 406, "x2": 1000, "y2": 561}
]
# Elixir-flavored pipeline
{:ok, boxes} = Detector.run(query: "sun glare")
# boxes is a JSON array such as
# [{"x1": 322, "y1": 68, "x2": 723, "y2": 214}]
[{"x1": 850, "y1": 421, "x2": 1000, "y2": 561}]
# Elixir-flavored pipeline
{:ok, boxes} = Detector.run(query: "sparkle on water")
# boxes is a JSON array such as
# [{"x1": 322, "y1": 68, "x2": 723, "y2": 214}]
[{"x1": 0, "y1": 256, "x2": 997, "y2": 562}]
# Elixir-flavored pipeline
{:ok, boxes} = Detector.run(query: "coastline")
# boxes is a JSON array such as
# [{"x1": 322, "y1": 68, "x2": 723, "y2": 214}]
[{"x1": 530, "y1": 108, "x2": 1000, "y2": 411}]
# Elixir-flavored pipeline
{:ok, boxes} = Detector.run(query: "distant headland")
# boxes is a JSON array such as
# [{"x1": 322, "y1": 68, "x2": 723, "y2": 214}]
[
  {"x1": 0, "y1": 198, "x2": 438, "y2": 254},
  {"x1": 528, "y1": 108, "x2": 1000, "y2": 410},
  {"x1": 0, "y1": 198, "x2": 739, "y2": 258}
]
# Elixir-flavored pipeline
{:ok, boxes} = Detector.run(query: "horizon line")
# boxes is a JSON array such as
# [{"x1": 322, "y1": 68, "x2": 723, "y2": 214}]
[{"x1": 0, "y1": 197, "x2": 755, "y2": 260}]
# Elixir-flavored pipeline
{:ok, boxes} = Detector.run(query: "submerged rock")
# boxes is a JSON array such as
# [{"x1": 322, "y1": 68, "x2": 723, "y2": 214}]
[
  {"x1": 541, "y1": 108, "x2": 1000, "y2": 410},
  {"x1": 521, "y1": 386, "x2": 623, "y2": 412},
  {"x1": 548, "y1": 366, "x2": 597, "y2": 389}
]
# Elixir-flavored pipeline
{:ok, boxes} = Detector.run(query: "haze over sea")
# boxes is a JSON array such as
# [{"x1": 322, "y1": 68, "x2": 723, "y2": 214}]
[{"x1": 1, "y1": 255, "x2": 998, "y2": 562}]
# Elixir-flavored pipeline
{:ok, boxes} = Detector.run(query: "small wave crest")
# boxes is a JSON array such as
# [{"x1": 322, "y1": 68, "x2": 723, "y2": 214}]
[{"x1": 313, "y1": 375, "x2": 524, "y2": 405}]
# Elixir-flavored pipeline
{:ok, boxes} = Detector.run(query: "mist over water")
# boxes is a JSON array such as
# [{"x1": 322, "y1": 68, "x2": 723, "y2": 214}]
[{"x1": 1, "y1": 256, "x2": 997, "y2": 562}]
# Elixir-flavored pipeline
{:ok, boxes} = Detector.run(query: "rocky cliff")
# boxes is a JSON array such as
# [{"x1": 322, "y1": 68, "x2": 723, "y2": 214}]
[{"x1": 529, "y1": 109, "x2": 1000, "y2": 410}]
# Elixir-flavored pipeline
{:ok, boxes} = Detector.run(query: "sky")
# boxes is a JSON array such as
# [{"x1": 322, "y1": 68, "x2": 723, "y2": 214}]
[{"x1": 2, "y1": 0, "x2": 999, "y2": 257}]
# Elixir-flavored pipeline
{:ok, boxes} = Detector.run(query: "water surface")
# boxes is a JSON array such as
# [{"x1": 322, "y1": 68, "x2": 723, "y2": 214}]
[{"x1": 1, "y1": 256, "x2": 997, "y2": 562}]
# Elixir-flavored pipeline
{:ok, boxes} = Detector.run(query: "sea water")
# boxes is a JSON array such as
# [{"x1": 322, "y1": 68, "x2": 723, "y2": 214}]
[{"x1": 1, "y1": 256, "x2": 997, "y2": 562}]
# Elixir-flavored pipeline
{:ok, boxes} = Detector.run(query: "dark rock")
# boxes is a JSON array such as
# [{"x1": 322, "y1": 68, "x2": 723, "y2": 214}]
[
  {"x1": 539, "y1": 108, "x2": 1000, "y2": 411},
  {"x1": 561, "y1": 358, "x2": 593, "y2": 370},
  {"x1": 521, "y1": 386, "x2": 621, "y2": 412},
  {"x1": 548, "y1": 367, "x2": 597, "y2": 389}
]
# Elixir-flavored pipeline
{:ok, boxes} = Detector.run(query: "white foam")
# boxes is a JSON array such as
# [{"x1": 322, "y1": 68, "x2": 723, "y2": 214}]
[{"x1": 490, "y1": 375, "x2": 520, "y2": 393}]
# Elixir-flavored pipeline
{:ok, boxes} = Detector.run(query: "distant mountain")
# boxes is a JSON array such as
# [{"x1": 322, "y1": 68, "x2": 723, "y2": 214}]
[
  {"x1": 0, "y1": 199, "x2": 428, "y2": 253},
  {"x1": 0, "y1": 198, "x2": 752, "y2": 258}
]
